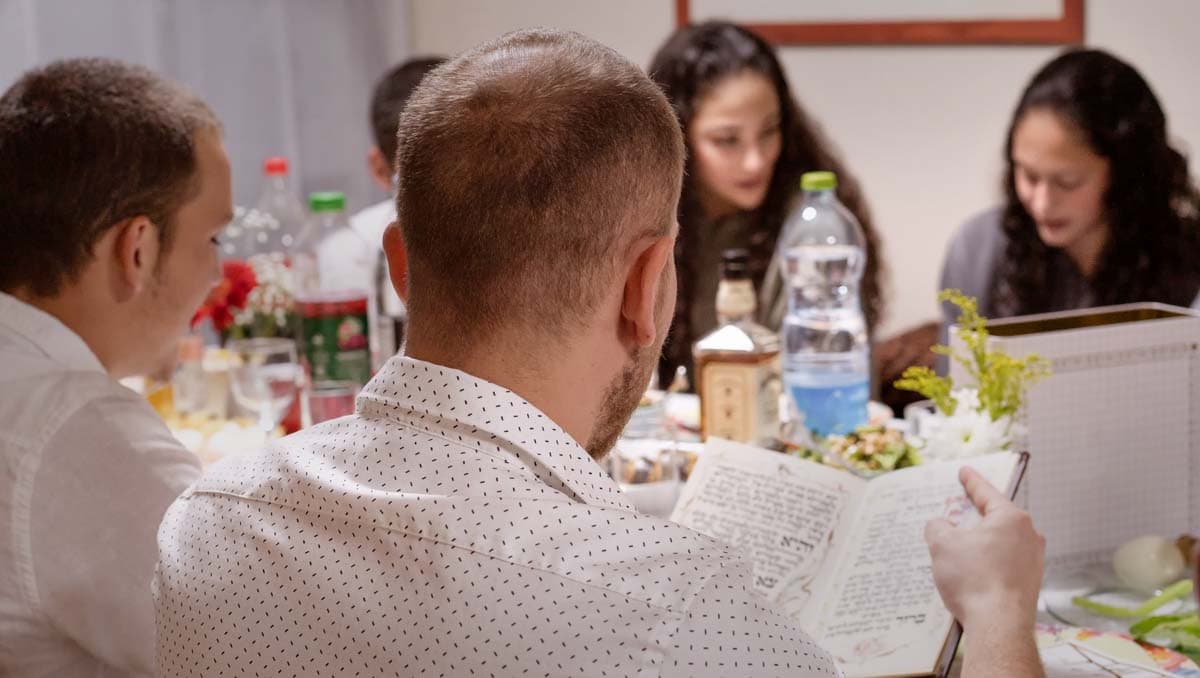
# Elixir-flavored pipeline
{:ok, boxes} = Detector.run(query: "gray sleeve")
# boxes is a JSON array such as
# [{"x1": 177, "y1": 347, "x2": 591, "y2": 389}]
[
  {"x1": 659, "y1": 564, "x2": 839, "y2": 678},
  {"x1": 936, "y1": 208, "x2": 1007, "y2": 373}
]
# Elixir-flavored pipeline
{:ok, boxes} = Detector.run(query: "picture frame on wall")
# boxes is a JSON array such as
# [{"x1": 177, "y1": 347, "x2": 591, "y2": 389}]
[{"x1": 675, "y1": 0, "x2": 1084, "y2": 46}]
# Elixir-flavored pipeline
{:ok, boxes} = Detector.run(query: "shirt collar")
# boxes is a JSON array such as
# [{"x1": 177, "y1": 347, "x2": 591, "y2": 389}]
[
  {"x1": 358, "y1": 356, "x2": 634, "y2": 512},
  {"x1": 0, "y1": 292, "x2": 106, "y2": 373}
]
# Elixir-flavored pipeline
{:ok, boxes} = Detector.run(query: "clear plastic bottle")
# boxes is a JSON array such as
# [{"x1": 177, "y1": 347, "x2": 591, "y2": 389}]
[
  {"x1": 242, "y1": 157, "x2": 308, "y2": 256},
  {"x1": 213, "y1": 159, "x2": 309, "y2": 341},
  {"x1": 293, "y1": 192, "x2": 373, "y2": 387},
  {"x1": 777, "y1": 171, "x2": 869, "y2": 436}
]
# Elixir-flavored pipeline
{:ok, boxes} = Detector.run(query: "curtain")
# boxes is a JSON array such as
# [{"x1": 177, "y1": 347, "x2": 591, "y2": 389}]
[{"x1": 0, "y1": 0, "x2": 410, "y2": 212}]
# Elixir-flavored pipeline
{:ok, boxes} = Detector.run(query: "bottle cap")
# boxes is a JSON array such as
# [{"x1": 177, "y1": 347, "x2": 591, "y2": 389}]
[
  {"x1": 264, "y1": 157, "x2": 289, "y2": 175},
  {"x1": 309, "y1": 191, "x2": 346, "y2": 212},
  {"x1": 800, "y1": 171, "x2": 837, "y2": 191}
]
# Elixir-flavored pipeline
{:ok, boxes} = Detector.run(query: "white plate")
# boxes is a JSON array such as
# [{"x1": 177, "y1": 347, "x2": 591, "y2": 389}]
[{"x1": 1042, "y1": 562, "x2": 1195, "y2": 634}]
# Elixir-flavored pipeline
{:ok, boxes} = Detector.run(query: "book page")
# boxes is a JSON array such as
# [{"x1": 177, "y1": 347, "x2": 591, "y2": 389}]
[
  {"x1": 671, "y1": 439, "x2": 866, "y2": 621},
  {"x1": 813, "y1": 452, "x2": 1019, "y2": 678}
]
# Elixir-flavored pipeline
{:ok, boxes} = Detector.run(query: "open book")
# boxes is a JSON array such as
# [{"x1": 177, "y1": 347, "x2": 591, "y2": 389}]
[{"x1": 670, "y1": 439, "x2": 1028, "y2": 678}]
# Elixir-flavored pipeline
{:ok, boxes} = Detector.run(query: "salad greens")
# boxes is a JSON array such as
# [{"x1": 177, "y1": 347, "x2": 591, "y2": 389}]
[
  {"x1": 827, "y1": 425, "x2": 922, "y2": 474},
  {"x1": 1131, "y1": 613, "x2": 1200, "y2": 656},
  {"x1": 1072, "y1": 579, "x2": 1193, "y2": 619},
  {"x1": 1073, "y1": 579, "x2": 1200, "y2": 661}
]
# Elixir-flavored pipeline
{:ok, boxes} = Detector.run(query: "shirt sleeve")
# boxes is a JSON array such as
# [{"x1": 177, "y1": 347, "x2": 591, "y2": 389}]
[
  {"x1": 29, "y1": 393, "x2": 201, "y2": 676},
  {"x1": 659, "y1": 563, "x2": 840, "y2": 678}
]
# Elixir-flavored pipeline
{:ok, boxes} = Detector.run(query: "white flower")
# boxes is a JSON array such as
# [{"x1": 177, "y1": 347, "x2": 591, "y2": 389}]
[
  {"x1": 244, "y1": 253, "x2": 296, "y2": 315},
  {"x1": 917, "y1": 388, "x2": 1018, "y2": 460}
]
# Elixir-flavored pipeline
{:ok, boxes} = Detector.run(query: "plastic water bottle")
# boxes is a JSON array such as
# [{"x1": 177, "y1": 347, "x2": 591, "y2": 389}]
[
  {"x1": 778, "y1": 171, "x2": 869, "y2": 436},
  {"x1": 241, "y1": 157, "x2": 308, "y2": 256}
]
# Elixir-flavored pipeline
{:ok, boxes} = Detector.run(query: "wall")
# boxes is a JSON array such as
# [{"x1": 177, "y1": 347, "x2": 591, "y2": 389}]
[
  {"x1": 0, "y1": 0, "x2": 404, "y2": 212},
  {"x1": 410, "y1": 0, "x2": 1200, "y2": 337}
]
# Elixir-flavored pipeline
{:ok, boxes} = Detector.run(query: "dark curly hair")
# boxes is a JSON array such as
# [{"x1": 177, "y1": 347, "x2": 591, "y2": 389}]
[
  {"x1": 648, "y1": 21, "x2": 885, "y2": 384},
  {"x1": 995, "y1": 48, "x2": 1200, "y2": 315}
]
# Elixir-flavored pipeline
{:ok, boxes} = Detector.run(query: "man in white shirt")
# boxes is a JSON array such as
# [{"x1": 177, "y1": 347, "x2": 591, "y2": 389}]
[
  {"x1": 347, "y1": 57, "x2": 445, "y2": 353},
  {"x1": 156, "y1": 30, "x2": 1045, "y2": 677},
  {"x1": 0, "y1": 59, "x2": 232, "y2": 676}
]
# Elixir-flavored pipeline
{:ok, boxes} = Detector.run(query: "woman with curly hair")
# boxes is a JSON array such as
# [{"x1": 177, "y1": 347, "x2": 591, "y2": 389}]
[
  {"x1": 648, "y1": 21, "x2": 887, "y2": 388},
  {"x1": 940, "y1": 49, "x2": 1200, "y2": 346}
]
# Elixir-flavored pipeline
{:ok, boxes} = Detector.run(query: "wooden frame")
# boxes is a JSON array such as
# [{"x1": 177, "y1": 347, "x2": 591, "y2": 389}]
[{"x1": 675, "y1": 0, "x2": 1084, "y2": 46}]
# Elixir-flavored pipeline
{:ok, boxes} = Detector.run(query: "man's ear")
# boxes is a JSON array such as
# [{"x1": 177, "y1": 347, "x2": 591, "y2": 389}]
[
  {"x1": 382, "y1": 221, "x2": 408, "y2": 302},
  {"x1": 111, "y1": 216, "x2": 158, "y2": 302},
  {"x1": 621, "y1": 234, "x2": 673, "y2": 348},
  {"x1": 368, "y1": 146, "x2": 393, "y2": 192}
]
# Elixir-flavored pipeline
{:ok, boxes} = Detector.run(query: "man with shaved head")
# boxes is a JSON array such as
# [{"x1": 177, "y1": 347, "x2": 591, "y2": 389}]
[{"x1": 156, "y1": 29, "x2": 1044, "y2": 677}]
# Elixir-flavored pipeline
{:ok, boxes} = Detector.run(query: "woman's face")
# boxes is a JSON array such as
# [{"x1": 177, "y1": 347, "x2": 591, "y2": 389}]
[
  {"x1": 688, "y1": 70, "x2": 782, "y2": 219},
  {"x1": 1011, "y1": 108, "x2": 1111, "y2": 264}
]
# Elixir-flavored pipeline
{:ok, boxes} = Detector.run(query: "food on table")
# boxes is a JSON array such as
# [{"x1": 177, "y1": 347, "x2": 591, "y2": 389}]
[
  {"x1": 1113, "y1": 535, "x2": 1189, "y2": 594},
  {"x1": 1073, "y1": 579, "x2": 1193, "y2": 619},
  {"x1": 144, "y1": 380, "x2": 174, "y2": 419},
  {"x1": 826, "y1": 425, "x2": 922, "y2": 474},
  {"x1": 1130, "y1": 611, "x2": 1200, "y2": 658},
  {"x1": 166, "y1": 412, "x2": 268, "y2": 465},
  {"x1": 617, "y1": 453, "x2": 665, "y2": 484},
  {"x1": 784, "y1": 443, "x2": 828, "y2": 466},
  {"x1": 1071, "y1": 579, "x2": 1200, "y2": 661},
  {"x1": 610, "y1": 442, "x2": 701, "y2": 485},
  {"x1": 682, "y1": 449, "x2": 700, "y2": 478}
]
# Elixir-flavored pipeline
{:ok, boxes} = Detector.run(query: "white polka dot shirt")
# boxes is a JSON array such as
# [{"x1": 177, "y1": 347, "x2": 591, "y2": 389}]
[{"x1": 155, "y1": 357, "x2": 839, "y2": 677}]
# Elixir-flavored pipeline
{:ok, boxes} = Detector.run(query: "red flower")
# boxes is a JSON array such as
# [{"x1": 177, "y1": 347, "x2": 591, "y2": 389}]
[
  {"x1": 222, "y1": 260, "x2": 256, "y2": 308},
  {"x1": 192, "y1": 260, "x2": 258, "y2": 332}
]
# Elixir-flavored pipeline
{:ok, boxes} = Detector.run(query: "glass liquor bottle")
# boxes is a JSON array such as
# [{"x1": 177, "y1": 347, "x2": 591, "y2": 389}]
[{"x1": 693, "y1": 249, "x2": 782, "y2": 445}]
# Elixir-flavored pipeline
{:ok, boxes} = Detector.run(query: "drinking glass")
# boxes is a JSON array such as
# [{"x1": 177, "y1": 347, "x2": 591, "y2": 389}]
[
  {"x1": 228, "y1": 338, "x2": 303, "y2": 435},
  {"x1": 308, "y1": 380, "x2": 358, "y2": 424}
]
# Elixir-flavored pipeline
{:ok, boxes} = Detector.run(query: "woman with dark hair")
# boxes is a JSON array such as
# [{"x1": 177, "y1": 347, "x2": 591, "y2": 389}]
[
  {"x1": 940, "y1": 48, "x2": 1200, "y2": 345},
  {"x1": 649, "y1": 21, "x2": 887, "y2": 387}
]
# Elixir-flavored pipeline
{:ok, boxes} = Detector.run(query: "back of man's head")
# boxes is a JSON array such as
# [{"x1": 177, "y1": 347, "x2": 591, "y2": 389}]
[
  {"x1": 0, "y1": 58, "x2": 219, "y2": 297},
  {"x1": 396, "y1": 29, "x2": 685, "y2": 349},
  {"x1": 371, "y1": 57, "x2": 446, "y2": 166}
]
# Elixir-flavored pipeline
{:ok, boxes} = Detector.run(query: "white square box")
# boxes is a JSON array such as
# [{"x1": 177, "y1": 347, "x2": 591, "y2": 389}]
[{"x1": 950, "y1": 303, "x2": 1200, "y2": 567}]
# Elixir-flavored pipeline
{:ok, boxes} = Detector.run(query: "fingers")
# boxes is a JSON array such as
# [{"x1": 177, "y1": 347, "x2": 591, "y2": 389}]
[
  {"x1": 925, "y1": 517, "x2": 954, "y2": 548},
  {"x1": 959, "y1": 466, "x2": 1006, "y2": 516}
]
